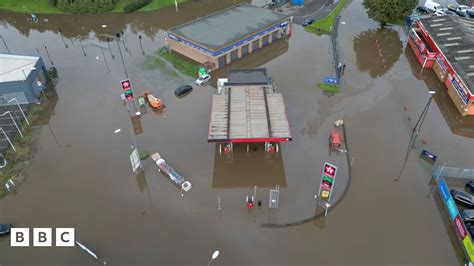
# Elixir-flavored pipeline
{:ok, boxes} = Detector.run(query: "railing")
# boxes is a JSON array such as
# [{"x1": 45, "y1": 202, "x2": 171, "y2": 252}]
[{"x1": 434, "y1": 165, "x2": 474, "y2": 180}]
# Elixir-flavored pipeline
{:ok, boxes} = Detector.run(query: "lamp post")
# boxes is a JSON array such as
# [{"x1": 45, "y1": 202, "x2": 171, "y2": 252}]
[
  {"x1": 1, "y1": 111, "x2": 23, "y2": 138},
  {"x1": 115, "y1": 32, "x2": 128, "y2": 78},
  {"x1": 394, "y1": 90, "x2": 436, "y2": 181},
  {"x1": 411, "y1": 90, "x2": 436, "y2": 149},
  {"x1": 7, "y1": 98, "x2": 29, "y2": 125},
  {"x1": 207, "y1": 250, "x2": 220, "y2": 266}
]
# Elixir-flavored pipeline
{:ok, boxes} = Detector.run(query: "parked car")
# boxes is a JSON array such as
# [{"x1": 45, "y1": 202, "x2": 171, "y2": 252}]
[
  {"x1": 416, "y1": 5, "x2": 431, "y2": 14},
  {"x1": 455, "y1": 5, "x2": 470, "y2": 17},
  {"x1": 302, "y1": 16, "x2": 315, "y2": 26},
  {"x1": 466, "y1": 181, "x2": 474, "y2": 193},
  {"x1": 445, "y1": 10, "x2": 456, "y2": 15},
  {"x1": 0, "y1": 224, "x2": 12, "y2": 237},
  {"x1": 447, "y1": 3, "x2": 458, "y2": 12},
  {"x1": 467, "y1": 8, "x2": 474, "y2": 17},
  {"x1": 461, "y1": 210, "x2": 474, "y2": 224},
  {"x1": 451, "y1": 189, "x2": 474, "y2": 207},
  {"x1": 175, "y1": 85, "x2": 193, "y2": 97},
  {"x1": 424, "y1": 0, "x2": 443, "y2": 13},
  {"x1": 195, "y1": 74, "x2": 211, "y2": 86},
  {"x1": 468, "y1": 224, "x2": 474, "y2": 236}
]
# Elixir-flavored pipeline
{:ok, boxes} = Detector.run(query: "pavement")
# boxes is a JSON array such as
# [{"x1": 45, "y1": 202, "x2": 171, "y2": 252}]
[{"x1": 284, "y1": 0, "x2": 340, "y2": 24}]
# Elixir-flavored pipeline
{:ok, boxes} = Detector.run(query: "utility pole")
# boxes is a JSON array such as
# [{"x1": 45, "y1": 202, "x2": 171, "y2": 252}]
[
  {"x1": 116, "y1": 33, "x2": 128, "y2": 78},
  {"x1": 395, "y1": 91, "x2": 436, "y2": 181}
]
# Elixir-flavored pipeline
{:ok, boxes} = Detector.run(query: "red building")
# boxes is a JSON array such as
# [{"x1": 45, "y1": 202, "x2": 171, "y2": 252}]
[{"x1": 408, "y1": 16, "x2": 474, "y2": 116}]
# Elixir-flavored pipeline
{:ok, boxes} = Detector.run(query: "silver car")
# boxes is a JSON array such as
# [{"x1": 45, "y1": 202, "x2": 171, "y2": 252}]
[
  {"x1": 451, "y1": 189, "x2": 474, "y2": 207},
  {"x1": 462, "y1": 210, "x2": 474, "y2": 223}
]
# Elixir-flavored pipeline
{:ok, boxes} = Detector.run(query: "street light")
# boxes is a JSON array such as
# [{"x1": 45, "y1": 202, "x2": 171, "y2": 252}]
[
  {"x1": 7, "y1": 98, "x2": 29, "y2": 125},
  {"x1": 207, "y1": 250, "x2": 220, "y2": 266},
  {"x1": 395, "y1": 90, "x2": 436, "y2": 181},
  {"x1": 1, "y1": 111, "x2": 23, "y2": 138}
]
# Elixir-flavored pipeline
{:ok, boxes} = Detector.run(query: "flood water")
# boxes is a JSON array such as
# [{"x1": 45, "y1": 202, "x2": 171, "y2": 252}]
[{"x1": 1, "y1": 0, "x2": 473, "y2": 265}]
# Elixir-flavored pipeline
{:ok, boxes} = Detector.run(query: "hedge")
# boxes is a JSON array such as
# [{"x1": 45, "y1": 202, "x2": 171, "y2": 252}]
[
  {"x1": 123, "y1": 0, "x2": 151, "y2": 13},
  {"x1": 57, "y1": 0, "x2": 117, "y2": 13}
]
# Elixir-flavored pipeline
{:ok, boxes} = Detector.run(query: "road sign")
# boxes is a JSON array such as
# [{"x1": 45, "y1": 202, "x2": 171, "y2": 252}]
[
  {"x1": 269, "y1": 185, "x2": 280, "y2": 209},
  {"x1": 324, "y1": 76, "x2": 338, "y2": 85},
  {"x1": 421, "y1": 149, "x2": 437, "y2": 163},
  {"x1": 130, "y1": 148, "x2": 142, "y2": 173},
  {"x1": 120, "y1": 79, "x2": 134, "y2": 100}
]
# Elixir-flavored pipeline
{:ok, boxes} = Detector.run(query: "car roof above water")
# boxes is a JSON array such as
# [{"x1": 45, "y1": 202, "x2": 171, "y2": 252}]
[{"x1": 453, "y1": 189, "x2": 473, "y2": 199}]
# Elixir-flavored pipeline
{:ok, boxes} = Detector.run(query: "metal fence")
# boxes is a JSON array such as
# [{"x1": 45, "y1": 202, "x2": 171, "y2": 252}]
[{"x1": 434, "y1": 165, "x2": 474, "y2": 180}]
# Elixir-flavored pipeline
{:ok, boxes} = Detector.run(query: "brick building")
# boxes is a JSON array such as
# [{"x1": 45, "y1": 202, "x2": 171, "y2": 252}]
[{"x1": 165, "y1": 4, "x2": 291, "y2": 71}]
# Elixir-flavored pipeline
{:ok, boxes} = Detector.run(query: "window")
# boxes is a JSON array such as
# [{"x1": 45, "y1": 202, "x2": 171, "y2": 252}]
[
  {"x1": 230, "y1": 49, "x2": 238, "y2": 62},
  {"x1": 218, "y1": 55, "x2": 227, "y2": 68},
  {"x1": 252, "y1": 40, "x2": 259, "y2": 51},
  {"x1": 271, "y1": 31, "x2": 279, "y2": 42},
  {"x1": 262, "y1": 35, "x2": 270, "y2": 46},
  {"x1": 241, "y1": 44, "x2": 249, "y2": 57}
]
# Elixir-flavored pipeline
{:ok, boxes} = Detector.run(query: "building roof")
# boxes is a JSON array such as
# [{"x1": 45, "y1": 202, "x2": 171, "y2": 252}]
[
  {"x1": 208, "y1": 84, "x2": 292, "y2": 143},
  {"x1": 226, "y1": 68, "x2": 269, "y2": 86},
  {"x1": 419, "y1": 16, "x2": 474, "y2": 94},
  {"x1": 0, "y1": 54, "x2": 40, "y2": 83},
  {"x1": 169, "y1": 3, "x2": 289, "y2": 50}
]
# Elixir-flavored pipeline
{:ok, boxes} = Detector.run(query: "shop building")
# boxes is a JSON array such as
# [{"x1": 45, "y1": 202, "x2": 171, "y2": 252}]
[
  {"x1": 408, "y1": 16, "x2": 474, "y2": 116},
  {"x1": 166, "y1": 4, "x2": 291, "y2": 71}
]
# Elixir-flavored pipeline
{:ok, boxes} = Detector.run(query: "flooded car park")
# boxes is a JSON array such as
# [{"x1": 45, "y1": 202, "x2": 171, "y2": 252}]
[{"x1": 0, "y1": 0, "x2": 473, "y2": 265}]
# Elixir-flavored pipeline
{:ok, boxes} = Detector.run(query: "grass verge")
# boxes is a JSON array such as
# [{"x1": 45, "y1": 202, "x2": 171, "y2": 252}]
[
  {"x1": 144, "y1": 55, "x2": 178, "y2": 77},
  {"x1": 0, "y1": 75, "x2": 57, "y2": 198},
  {"x1": 319, "y1": 83, "x2": 340, "y2": 93},
  {"x1": 157, "y1": 47, "x2": 199, "y2": 78},
  {"x1": 305, "y1": 0, "x2": 349, "y2": 35},
  {"x1": 0, "y1": 0, "x2": 188, "y2": 14},
  {"x1": 0, "y1": 0, "x2": 63, "y2": 14}
]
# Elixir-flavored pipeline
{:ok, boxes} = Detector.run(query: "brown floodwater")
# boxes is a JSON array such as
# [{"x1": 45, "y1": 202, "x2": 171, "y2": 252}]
[{"x1": 0, "y1": 0, "x2": 473, "y2": 265}]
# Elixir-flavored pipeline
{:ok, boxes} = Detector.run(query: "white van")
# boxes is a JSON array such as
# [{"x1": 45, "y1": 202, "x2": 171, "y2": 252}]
[{"x1": 424, "y1": 0, "x2": 443, "y2": 12}]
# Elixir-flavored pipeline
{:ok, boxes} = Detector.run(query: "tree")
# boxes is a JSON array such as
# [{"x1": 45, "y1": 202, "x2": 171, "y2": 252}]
[
  {"x1": 363, "y1": 0, "x2": 417, "y2": 25},
  {"x1": 353, "y1": 28, "x2": 402, "y2": 78}
]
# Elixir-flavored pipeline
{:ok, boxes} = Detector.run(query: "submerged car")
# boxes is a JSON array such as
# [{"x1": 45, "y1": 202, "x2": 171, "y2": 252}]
[
  {"x1": 175, "y1": 85, "x2": 193, "y2": 97},
  {"x1": 195, "y1": 74, "x2": 211, "y2": 86},
  {"x1": 451, "y1": 189, "x2": 474, "y2": 207},
  {"x1": 461, "y1": 210, "x2": 474, "y2": 224},
  {"x1": 0, "y1": 224, "x2": 12, "y2": 237},
  {"x1": 302, "y1": 16, "x2": 315, "y2": 26}
]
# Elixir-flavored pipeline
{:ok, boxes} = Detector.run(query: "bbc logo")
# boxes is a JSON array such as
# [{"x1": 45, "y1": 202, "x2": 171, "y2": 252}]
[{"x1": 11, "y1": 228, "x2": 75, "y2": 247}]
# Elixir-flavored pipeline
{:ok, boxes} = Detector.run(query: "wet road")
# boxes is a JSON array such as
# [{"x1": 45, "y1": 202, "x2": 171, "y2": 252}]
[{"x1": 1, "y1": 0, "x2": 474, "y2": 265}]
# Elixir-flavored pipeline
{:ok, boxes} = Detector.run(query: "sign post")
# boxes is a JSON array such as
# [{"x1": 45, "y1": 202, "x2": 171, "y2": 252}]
[
  {"x1": 120, "y1": 79, "x2": 134, "y2": 101},
  {"x1": 316, "y1": 162, "x2": 338, "y2": 216},
  {"x1": 130, "y1": 148, "x2": 142, "y2": 173}
]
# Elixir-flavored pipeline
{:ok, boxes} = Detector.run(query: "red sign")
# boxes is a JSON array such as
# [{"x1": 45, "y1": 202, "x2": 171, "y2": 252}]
[
  {"x1": 324, "y1": 164, "x2": 336, "y2": 177},
  {"x1": 121, "y1": 80, "x2": 131, "y2": 90},
  {"x1": 120, "y1": 79, "x2": 134, "y2": 101},
  {"x1": 320, "y1": 162, "x2": 337, "y2": 195},
  {"x1": 455, "y1": 215, "x2": 468, "y2": 239}
]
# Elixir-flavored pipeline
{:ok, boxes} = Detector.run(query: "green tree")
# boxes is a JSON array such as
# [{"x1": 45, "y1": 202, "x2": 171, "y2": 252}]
[{"x1": 363, "y1": 0, "x2": 417, "y2": 25}]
